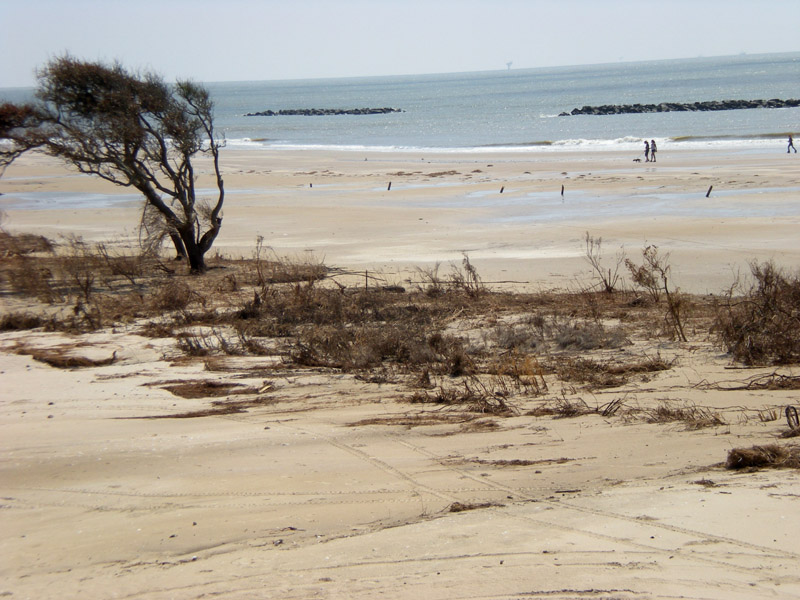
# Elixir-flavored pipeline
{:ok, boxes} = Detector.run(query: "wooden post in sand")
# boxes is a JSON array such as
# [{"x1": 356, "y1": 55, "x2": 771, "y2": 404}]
[
  {"x1": 500, "y1": 186, "x2": 504, "y2": 194},
  {"x1": 387, "y1": 182, "x2": 392, "y2": 191},
  {"x1": 706, "y1": 185, "x2": 713, "y2": 198}
]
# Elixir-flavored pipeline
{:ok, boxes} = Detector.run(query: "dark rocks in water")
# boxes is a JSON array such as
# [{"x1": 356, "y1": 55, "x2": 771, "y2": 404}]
[
  {"x1": 559, "y1": 99, "x2": 800, "y2": 116},
  {"x1": 245, "y1": 107, "x2": 403, "y2": 117}
]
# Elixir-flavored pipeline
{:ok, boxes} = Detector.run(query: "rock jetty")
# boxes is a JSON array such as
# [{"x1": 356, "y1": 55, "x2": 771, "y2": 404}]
[
  {"x1": 245, "y1": 107, "x2": 403, "y2": 117},
  {"x1": 559, "y1": 99, "x2": 800, "y2": 116}
]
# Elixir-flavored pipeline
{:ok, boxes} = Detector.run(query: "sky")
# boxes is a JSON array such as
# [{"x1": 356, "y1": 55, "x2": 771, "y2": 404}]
[{"x1": 1, "y1": 0, "x2": 799, "y2": 88}]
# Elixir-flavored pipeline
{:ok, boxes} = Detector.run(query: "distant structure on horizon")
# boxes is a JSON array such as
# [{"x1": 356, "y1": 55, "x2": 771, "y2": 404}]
[{"x1": 506, "y1": 61, "x2": 513, "y2": 70}]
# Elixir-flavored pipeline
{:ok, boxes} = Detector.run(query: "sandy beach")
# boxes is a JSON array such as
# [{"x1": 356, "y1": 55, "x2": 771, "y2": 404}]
[
  {"x1": 2, "y1": 147, "x2": 799, "y2": 293},
  {"x1": 2, "y1": 147, "x2": 800, "y2": 599}
]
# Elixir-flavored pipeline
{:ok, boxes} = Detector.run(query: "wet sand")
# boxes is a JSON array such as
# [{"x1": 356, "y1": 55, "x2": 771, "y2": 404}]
[{"x1": 2, "y1": 146, "x2": 799, "y2": 293}]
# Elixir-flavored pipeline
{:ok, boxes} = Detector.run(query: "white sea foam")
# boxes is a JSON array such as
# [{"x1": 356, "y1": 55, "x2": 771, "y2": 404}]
[{"x1": 224, "y1": 135, "x2": 786, "y2": 154}]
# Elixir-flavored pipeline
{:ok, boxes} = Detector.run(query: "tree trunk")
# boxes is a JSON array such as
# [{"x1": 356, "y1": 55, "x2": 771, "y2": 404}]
[
  {"x1": 169, "y1": 232, "x2": 188, "y2": 261},
  {"x1": 186, "y1": 246, "x2": 206, "y2": 273},
  {"x1": 178, "y1": 230, "x2": 206, "y2": 273}
]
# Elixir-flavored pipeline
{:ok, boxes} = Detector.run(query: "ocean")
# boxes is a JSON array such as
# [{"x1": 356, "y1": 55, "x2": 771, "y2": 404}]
[
  {"x1": 1, "y1": 52, "x2": 798, "y2": 154},
  {"x1": 204, "y1": 52, "x2": 800, "y2": 153}
]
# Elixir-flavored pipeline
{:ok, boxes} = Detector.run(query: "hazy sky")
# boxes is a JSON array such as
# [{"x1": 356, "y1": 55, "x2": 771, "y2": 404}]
[{"x1": 2, "y1": 0, "x2": 799, "y2": 87}]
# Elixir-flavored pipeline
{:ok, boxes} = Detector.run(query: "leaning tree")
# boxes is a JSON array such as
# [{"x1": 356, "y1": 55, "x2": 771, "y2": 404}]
[{"x1": 0, "y1": 56, "x2": 225, "y2": 273}]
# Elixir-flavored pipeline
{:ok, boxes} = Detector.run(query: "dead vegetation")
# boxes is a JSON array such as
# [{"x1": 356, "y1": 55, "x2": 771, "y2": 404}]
[
  {"x1": 152, "y1": 380, "x2": 261, "y2": 399},
  {"x1": 641, "y1": 401, "x2": 726, "y2": 430},
  {"x1": 526, "y1": 395, "x2": 726, "y2": 430},
  {"x1": 447, "y1": 501, "x2": 501, "y2": 513},
  {"x1": 13, "y1": 345, "x2": 117, "y2": 369},
  {"x1": 133, "y1": 396, "x2": 277, "y2": 419},
  {"x1": 699, "y1": 372, "x2": 800, "y2": 391},
  {"x1": 714, "y1": 261, "x2": 800, "y2": 365},
  {"x1": 726, "y1": 444, "x2": 800, "y2": 470},
  {"x1": 349, "y1": 412, "x2": 481, "y2": 429},
  {"x1": 1, "y1": 227, "x2": 798, "y2": 439}
]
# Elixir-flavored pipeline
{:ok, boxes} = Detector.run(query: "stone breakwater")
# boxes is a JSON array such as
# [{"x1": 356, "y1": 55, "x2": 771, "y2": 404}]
[
  {"x1": 245, "y1": 107, "x2": 403, "y2": 117},
  {"x1": 560, "y1": 99, "x2": 800, "y2": 116}
]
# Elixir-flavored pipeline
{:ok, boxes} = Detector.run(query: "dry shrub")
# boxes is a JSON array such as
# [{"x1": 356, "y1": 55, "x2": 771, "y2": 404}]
[
  {"x1": 492, "y1": 323, "x2": 547, "y2": 352},
  {"x1": 626, "y1": 245, "x2": 688, "y2": 341},
  {"x1": 94, "y1": 242, "x2": 148, "y2": 286},
  {"x1": 644, "y1": 401, "x2": 725, "y2": 430},
  {"x1": 60, "y1": 236, "x2": 102, "y2": 302},
  {"x1": 714, "y1": 261, "x2": 800, "y2": 365},
  {"x1": 292, "y1": 323, "x2": 468, "y2": 373},
  {"x1": 492, "y1": 313, "x2": 627, "y2": 354},
  {"x1": 583, "y1": 231, "x2": 624, "y2": 293},
  {"x1": 252, "y1": 284, "x2": 348, "y2": 327},
  {"x1": 246, "y1": 237, "x2": 328, "y2": 288},
  {"x1": 137, "y1": 321, "x2": 175, "y2": 338},
  {"x1": 408, "y1": 377, "x2": 517, "y2": 416},
  {"x1": 486, "y1": 352, "x2": 548, "y2": 395},
  {"x1": 726, "y1": 444, "x2": 800, "y2": 470},
  {"x1": 0, "y1": 229, "x2": 54, "y2": 256},
  {"x1": 448, "y1": 254, "x2": 485, "y2": 298},
  {"x1": 149, "y1": 281, "x2": 197, "y2": 312},
  {"x1": 554, "y1": 319, "x2": 628, "y2": 351},
  {"x1": 175, "y1": 328, "x2": 241, "y2": 356},
  {"x1": 414, "y1": 254, "x2": 485, "y2": 298},
  {"x1": 527, "y1": 396, "x2": 594, "y2": 418},
  {"x1": 0, "y1": 312, "x2": 51, "y2": 331},
  {"x1": 553, "y1": 353, "x2": 672, "y2": 389},
  {"x1": 3, "y1": 256, "x2": 62, "y2": 303},
  {"x1": 554, "y1": 357, "x2": 626, "y2": 388},
  {"x1": 233, "y1": 327, "x2": 273, "y2": 356}
]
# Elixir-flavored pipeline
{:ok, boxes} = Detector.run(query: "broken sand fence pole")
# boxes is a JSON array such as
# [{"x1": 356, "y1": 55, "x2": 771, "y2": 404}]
[
  {"x1": 387, "y1": 182, "x2": 392, "y2": 191},
  {"x1": 561, "y1": 184, "x2": 564, "y2": 197},
  {"x1": 500, "y1": 186, "x2": 504, "y2": 193},
  {"x1": 706, "y1": 185, "x2": 713, "y2": 198}
]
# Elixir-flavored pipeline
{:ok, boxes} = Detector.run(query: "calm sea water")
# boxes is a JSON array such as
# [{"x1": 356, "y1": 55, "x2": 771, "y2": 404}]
[
  {"x1": 2, "y1": 52, "x2": 798, "y2": 153},
  {"x1": 206, "y1": 52, "x2": 800, "y2": 153}
]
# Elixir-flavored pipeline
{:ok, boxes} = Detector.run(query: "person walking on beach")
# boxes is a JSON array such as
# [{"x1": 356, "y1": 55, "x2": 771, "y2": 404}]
[
  {"x1": 789, "y1": 135, "x2": 797, "y2": 153},
  {"x1": 650, "y1": 139, "x2": 657, "y2": 162},
  {"x1": 644, "y1": 140, "x2": 650, "y2": 162}
]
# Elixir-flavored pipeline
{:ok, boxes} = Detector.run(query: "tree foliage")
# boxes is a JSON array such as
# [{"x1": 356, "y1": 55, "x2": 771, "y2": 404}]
[{"x1": 0, "y1": 56, "x2": 225, "y2": 273}]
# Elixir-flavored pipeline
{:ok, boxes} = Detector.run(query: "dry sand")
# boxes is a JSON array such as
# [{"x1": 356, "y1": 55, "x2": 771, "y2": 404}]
[{"x1": 2, "y1": 148, "x2": 800, "y2": 599}]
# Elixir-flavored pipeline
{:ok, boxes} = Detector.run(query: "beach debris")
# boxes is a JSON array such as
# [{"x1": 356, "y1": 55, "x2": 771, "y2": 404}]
[
  {"x1": 726, "y1": 444, "x2": 800, "y2": 470},
  {"x1": 706, "y1": 185, "x2": 713, "y2": 197},
  {"x1": 787, "y1": 406, "x2": 799, "y2": 430}
]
